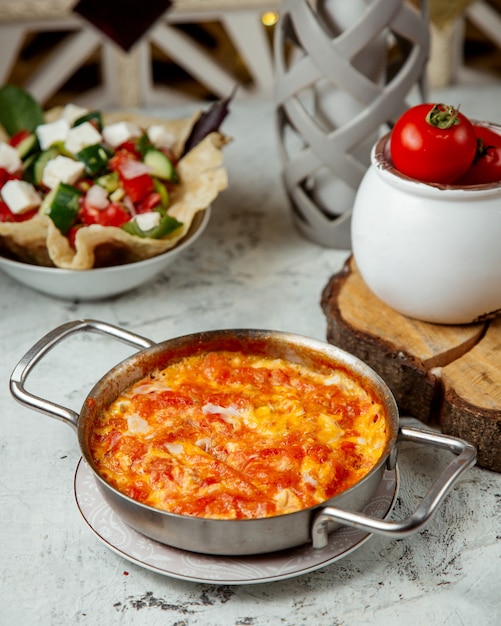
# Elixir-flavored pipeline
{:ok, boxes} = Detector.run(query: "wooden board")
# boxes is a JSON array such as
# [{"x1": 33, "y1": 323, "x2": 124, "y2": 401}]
[{"x1": 321, "y1": 257, "x2": 501, "y2": 472}]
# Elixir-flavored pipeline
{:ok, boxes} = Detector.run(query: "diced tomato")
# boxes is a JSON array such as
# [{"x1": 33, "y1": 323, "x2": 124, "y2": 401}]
[
  {"x1": 8, "y1": 129, "x2": 31, "y2": 148},
  {"x1": 122, "y1": 174, "x2": 154, "y2": 203},
  {"x1": 0, "y1": 167, "x2": 19, "y2": 188},
  {"x1": 79, "y1": 200, "x2": 130, "y2": 227},
  {"x1": 109, "y1": 149, "x2": 137, "y2": 172},
  {"x1": 136, "y1": 192, "x2": 162, "y2": 213},
  {"x1": 67, "y1": 225, "x2": 81, "y2": 248},
  {"x1": 109, "y1": 150, "x2": 154, "y2": 203},
  {"x1": 101, "y1": 202, "x2": 131, "y2": 227},
  {"x1": 0, "y1": 200, "x2": 37, "y2": 223},
  {"x1": 78, "y1": 205, "x2": 97, "y2": 226},
  {"x1": 118, "y1": 140, "x2": 141, "y2": 158},
  {"x1": 0, "y1": 200, "x2": 13, "y2": 221}
]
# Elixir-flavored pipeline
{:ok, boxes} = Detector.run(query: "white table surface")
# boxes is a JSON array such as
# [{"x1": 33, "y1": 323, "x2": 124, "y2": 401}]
[{"x1": 1, "y1": 84, "x2": 501, "y2": 626}]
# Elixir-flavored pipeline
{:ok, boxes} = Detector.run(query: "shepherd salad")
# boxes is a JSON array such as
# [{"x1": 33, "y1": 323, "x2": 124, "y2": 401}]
[{"x1": 0, "y1": 87, "x2": 184, "y2": 245}]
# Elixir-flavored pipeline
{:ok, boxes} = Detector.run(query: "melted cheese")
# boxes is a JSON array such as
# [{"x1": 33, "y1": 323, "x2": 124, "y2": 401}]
[{"x1": 89, "y1": 351, "x2": 388, "y2": 520}]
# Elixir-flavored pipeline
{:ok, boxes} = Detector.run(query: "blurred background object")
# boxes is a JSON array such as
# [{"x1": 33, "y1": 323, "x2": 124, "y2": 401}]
[
  {"x1": 0, "y1": 0, "x2": 279, "y2": 108},
  {"x1": 0, "y1": 0, "x2": 499, "y2": 109},
  {"x1": 414, "y1": 0, "x2": 501, "y2": 86},
  {"x1": 273, "y1": 0, "x2": 429, "y2": 249}
]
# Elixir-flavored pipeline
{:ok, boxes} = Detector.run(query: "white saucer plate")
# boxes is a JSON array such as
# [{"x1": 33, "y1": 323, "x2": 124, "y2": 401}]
[{"x1": 74, "y1": 458, "x2": 398, "y2": 585}]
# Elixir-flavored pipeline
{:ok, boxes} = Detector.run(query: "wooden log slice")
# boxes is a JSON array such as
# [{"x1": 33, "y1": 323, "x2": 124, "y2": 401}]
[
  {"x1": 441, "y1": 316, "x2": 501, "y2": 472},
  {"x1": 321, "y1": 257, "x2": 500, "y2": 472}
]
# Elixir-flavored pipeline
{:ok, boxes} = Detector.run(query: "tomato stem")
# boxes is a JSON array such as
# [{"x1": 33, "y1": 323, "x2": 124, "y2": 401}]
[
  {"x1": 425, "y1": 103, "x2": 461, "y2": 129},
  {"x1": 472, "y1": 137, "x2": 495, "y2": 164}
]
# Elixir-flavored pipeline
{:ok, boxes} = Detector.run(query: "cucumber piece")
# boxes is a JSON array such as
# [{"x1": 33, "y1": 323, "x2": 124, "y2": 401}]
[
  {"x1": 76, "y1": 143, "x2": 113, "y2": 177},
  {"x1": 34, "y1": 147, "x2": 60, "y2": 185},
  {"x1": 16, "y1": 133, "x2": 39, "y2": 160},
  {"x1": 23, "y1": 146, "x2": 59, "y2": 185},
  {"x1": 144, "y1": 149, "x2": 178, "y2": 183},
  {"x1": 153, "y1": 177, "x2": 169, "y2": 209},
  {"x1": 45, "y1": 182, "x2": 82, "y2": 234},
  {"x1": 21, "y1": 153, "x2": 38, "y2": 185},
  {"x1": 96, "y1": 171, "x2": 119, "y2": 193},
  {"x1": 109, "y1": 186, "x2": 125, "y2": 202},
  {"x1": 40, "y1": 187, "x2": 56, "y2": 214},
  {"x1": 50, "y1": 141, "x2": 73, "y2": 158},
  {"x1": 121, "y1": 210, "x2": 182, "y2": 239}
]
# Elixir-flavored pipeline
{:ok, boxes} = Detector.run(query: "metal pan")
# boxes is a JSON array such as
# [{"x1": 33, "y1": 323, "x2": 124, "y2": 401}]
[{"x1": 10, "y1": 319, "x2": 476, "y2": 555}]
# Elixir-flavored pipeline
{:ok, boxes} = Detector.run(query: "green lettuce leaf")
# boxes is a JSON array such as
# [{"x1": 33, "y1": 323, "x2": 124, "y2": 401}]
[{"x1": 0, "y1": 84, "x2": 45, "y2": 136}]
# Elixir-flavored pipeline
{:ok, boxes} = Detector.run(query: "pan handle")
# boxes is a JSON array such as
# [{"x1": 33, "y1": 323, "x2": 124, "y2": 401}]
[
  {"x1": 311, "y1": 422, "x2": 477, "y2": 548},
  {"x1": 10, "y1": 319, "x2": 155, "y2": 431}
]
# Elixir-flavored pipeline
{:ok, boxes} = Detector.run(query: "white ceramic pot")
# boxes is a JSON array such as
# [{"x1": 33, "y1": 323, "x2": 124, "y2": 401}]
[{"x1": 351, "y1": 123, "x2": 501, "y2": 325}]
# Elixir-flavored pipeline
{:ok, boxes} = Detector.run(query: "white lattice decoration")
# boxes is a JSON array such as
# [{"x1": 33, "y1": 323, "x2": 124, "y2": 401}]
[
  {"x1": 274, "y1": 0, "x2": 429, "y2": 248},
  {"x1": 0, "y1": 1, "x2": 279, "y2": 108}
]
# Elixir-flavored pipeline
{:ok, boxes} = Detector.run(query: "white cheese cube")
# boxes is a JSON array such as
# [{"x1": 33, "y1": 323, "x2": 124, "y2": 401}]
[
  {"x1": 147, "y1": 124, "x2": 176, "y2": 149},
  {"x1": 36, "y1": 118, "x2": 70, "y2": 150},
  {"x1": 1, "y1": 179, "x2": 42, "y2": 214},
  {"x1": 102, "y1": 121, "x2": 141, "y2": 148},
  {"x1": 65, "y1": 122, "x2": 102, "y2": 154},
  {"x1": 62, "y1": 103, "x2": 89, "y2": 126},
  {"x1": 42, "y1": 155, "x2": 85, "y2": 189},
  {"x1": 134, "y1": 211, "x2": 161, "y2": 231},
  {"x1": 0, "y1": 142, "x2": 22, "y2": 173}
]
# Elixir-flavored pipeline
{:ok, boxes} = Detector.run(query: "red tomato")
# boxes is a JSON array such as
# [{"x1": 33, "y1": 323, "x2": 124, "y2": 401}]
[
  {"x1": 455, "y1": 124, "x2": 501, "y2": 185},
  {"x1": 390, "y1": 103, "x2": 478, "y2": 184},
  {"x1": 117, "y1": 140, "x2": 141, "y2": 159},
  {"x1": 0, "y1": 167, "x2": 20, "y2": 188},
  {"x1": 109, "y1": 151, "x2": 154, "y2": 203},
  {"x1": 101, "y1": 202, "x2": 131, "y2": 227},
  {"x1": 67, "y1": 225, "x2": 80, "y2": 248},
  {"x1": 8, "y1": 129, "x2": 31, "y2": 147},
  {"x1": 0, "y1": 200, "x2": 37, "y2": 223},
  {"x1": 136, "y1": 192, "x2": 162, "y2": 213},
  {"x1": 121, "y1": 172, "x2": 154, "y2": 203},
  {"x1": 79, "y1": 201, "x2": 130, "y2": 227},
  {"x1": 473, "y1": 124, "x2": 501, "y2": 146},
  {"x1": 109, "y1": 149, "x2": 134, "y2": 171}
]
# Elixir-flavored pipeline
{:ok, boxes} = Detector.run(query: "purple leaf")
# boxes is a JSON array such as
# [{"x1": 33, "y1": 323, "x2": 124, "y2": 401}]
[{"x1": 182, "y1": 86, "x2": 236, "y2": 156}]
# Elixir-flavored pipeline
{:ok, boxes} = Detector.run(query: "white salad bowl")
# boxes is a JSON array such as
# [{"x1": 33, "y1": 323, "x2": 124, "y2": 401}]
[
  {"x1": 0, "y1": 207, "x2": 210, "y2": 300},
  {"x1": 351, "y1": 124, "x2": 501, "y2": 325}
]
